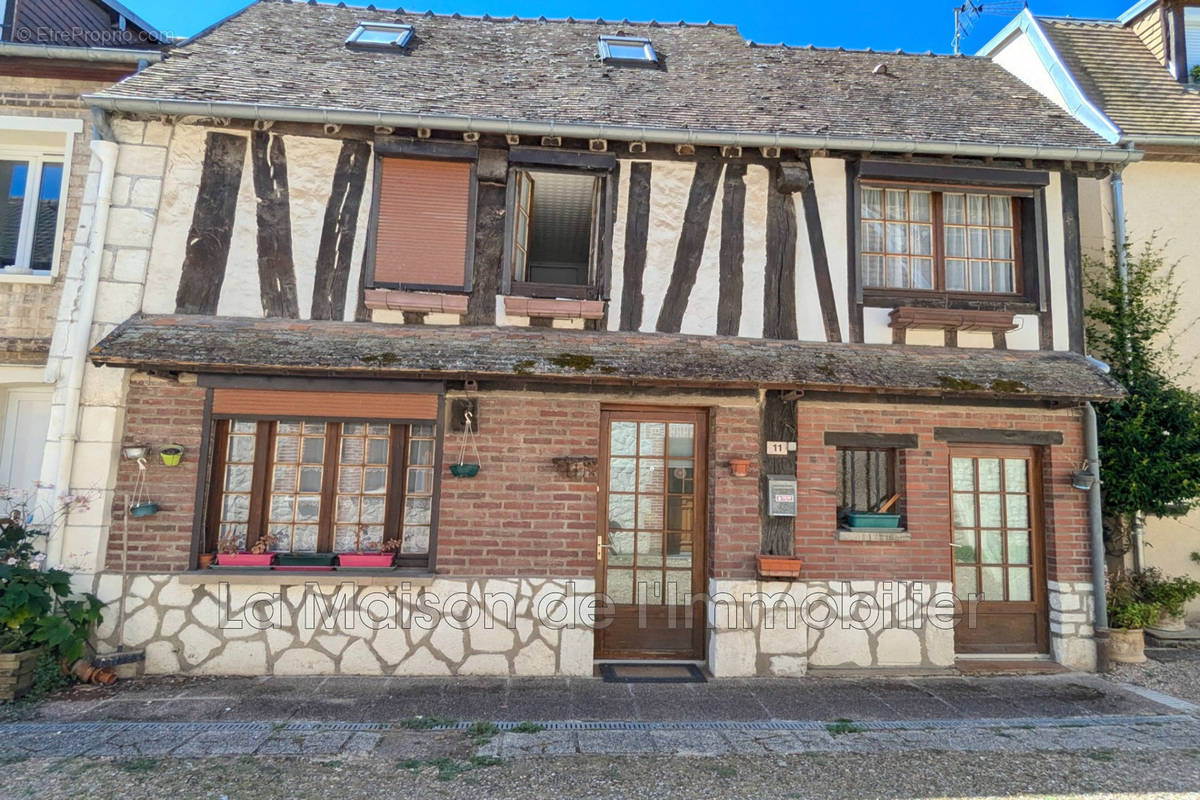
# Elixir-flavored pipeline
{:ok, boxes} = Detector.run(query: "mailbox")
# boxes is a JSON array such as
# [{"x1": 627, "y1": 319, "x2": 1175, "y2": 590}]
[{"x1": 767, "y1": 474, "x2": 798, "y2": 517}]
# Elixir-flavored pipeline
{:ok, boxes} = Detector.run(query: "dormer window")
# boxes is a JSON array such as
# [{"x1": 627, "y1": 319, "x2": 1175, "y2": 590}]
[
  {"x1": 598, "y1": 35, "x2": 657, "y2": 64},
  {"x1": 347, "y1": 22, "x2": 413, "y2": 49}
]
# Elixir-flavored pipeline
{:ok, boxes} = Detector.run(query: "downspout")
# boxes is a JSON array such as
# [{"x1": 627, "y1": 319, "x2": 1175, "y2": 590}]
[
  {"x1": 1084, "y1": 402, "x2": 1109, "y2": 635},
  {"x1": 46, "y1": 139, "x2": 118, "y2": 567},
  {"x1": 1108, "y1": 166, "x2": 1145, "y2": 571}
]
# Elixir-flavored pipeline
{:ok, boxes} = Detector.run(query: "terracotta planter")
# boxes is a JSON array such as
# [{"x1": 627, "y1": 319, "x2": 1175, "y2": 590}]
[
  {"x1": 1107, "y1": 627, "x2": 1147, "y2": 664},
  {"x1": 197, "y1": 553, "x2": 216, "y2": 570},
  {"x1": 337, "y1": 553, "x2": 395, "y2": 568},
  {"x1": 729, "y1": 458, "x2": 751, "y2": 477},
  {"x1": 0, "y1": 648, "x2": 42, "y2": 701},
  {"x1": 217, "y1": 552, "x2": 275, "y2": 567},
  {"x1": 756, "y1": 554, "x2": 803, "y2": 579}
]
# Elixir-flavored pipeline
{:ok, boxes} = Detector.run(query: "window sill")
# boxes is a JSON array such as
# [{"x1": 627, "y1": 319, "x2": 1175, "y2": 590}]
[
  {"x1": 889, "y1": 306, "x2": 1017, "y2": 334},
  {"x1": 835, "y1": 527, "x2": 910, "y2": 543},
  {"x1": 503, "y1": 296, "x2": 606, "y2": 320},
  {"x1": 862, "y1": 289, "x2": 1036, "y2": 314},
  {"x1": 364, "y1": 288, "x2": 467, "y2": 315},
  {"x1": 0, "y1": 271, "x2": 53, "y2": 285},
  {"x1": 178, "y1": 568, "x2": 436, "y2": 587}
]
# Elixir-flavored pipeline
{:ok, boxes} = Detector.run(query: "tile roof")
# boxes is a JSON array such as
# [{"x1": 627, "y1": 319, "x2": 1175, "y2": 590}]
[
  {"x1": 90, "y1": 315, "x2": 1126, "y2": 401},
  {"x1": 90, "y1": 0, "x2": 1115, "y2": 153},
  {"x1": 1039, "y1": 17, "x2": 1200, "y2": 139}
]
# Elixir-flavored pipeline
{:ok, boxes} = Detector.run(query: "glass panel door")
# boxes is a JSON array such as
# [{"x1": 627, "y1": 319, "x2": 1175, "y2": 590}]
[{"x1": 951, "y1": 455, "x2": 1033, "y2": 603}]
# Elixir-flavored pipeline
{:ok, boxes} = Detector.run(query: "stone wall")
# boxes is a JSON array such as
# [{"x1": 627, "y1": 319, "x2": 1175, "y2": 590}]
[
  {"x1": 88, "y1": 573, "x2": 595, "y2": 676},
  {"x1": 1048, "y1": 579, "x2": 1096, "y2": 672}
]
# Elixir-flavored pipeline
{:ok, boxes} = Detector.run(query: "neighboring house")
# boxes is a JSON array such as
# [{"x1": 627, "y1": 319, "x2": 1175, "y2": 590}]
[
  {"x1": 0, "y1": 0, "x2": 163, "y2": 497},
  {"x1": 982, "y1": 1, "x2": 1200, "y2": 619},
  {"x1": 53, "y1": 0, "x2": 1129, "y2": 678}
]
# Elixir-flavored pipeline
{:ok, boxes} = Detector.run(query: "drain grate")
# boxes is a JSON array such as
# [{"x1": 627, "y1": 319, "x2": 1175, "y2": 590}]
[{"x1": 2, "y1": 713, "x2": 1191, "y2": 737}]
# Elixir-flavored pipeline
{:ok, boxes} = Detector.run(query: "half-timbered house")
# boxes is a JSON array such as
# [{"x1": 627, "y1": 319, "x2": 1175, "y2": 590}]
[{"x1": 54, "y1": 0, "x2": 1128, "y2": 676}]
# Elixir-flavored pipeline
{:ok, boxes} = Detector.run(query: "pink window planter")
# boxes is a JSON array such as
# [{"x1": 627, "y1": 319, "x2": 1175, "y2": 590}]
[
  {"x1": 337, "y1": 553, "x2": 395, "y2": 568},
  {"x1": 217, "y1": 552, "x2": 276, "y2": 567}
]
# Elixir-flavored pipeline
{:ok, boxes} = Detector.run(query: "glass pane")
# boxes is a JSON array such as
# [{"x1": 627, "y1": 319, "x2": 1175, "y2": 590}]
[
  {"x1": 338, "y1": 466, "x2": 363, "y2": 493},
  {"x1": 910, "y1": 223, "x2": 932, "y2": 255},
  {"x1": 945, "y1": 226, "x2": 966, "y2": 257},
  {"x1": 943, "y1": 193, "x2": 965, "y2": 225},
  {"x1": 952, "y1": 493, "x2": 976, "y2": 527},
  {"x1": 223, "y1": 494, "x2": 249, "y2": 522},
  {"x1": 638, "y1": 460, "x2": 663, "y2": 493},
  {"x1": 1008, "y1": 530, "x2": 1031, "y2": 564},
  {"x1": 991, "y1": 228, "x2": 1012, "y2": 260},
  {"x1": 607, "y1": 569, "x2": 634, "y2": 604},
  {"x1": 366, "y1": 438, "x2": 389, "y2": 464},
  {"x1": 31, "y1": 163, "x2": 61, "y2": 269},
  {"x1": 637, "y1": 530, "x2": 663, "y2": 557},
  {"x1": 968, "y1": 227, "x2": 989, "y2": 258},
  {"x1": 296, "y1": 498, "x2": 321, "y2": 522},
  {"x1": 218, "y1": 523, "x2": 247, "y2": 551},
  {"x1": 886, "y1": 222, "x2": 908, "y2": 253},
  {"x1": 637, "y1": 494, "x2": 663, "y2": 529},
  {"x1": 862, "y1": 220, "x2": 884, "y2": 251},
  {"x1": 667, "y1": 424, "x2": 694, "y2": 457},
  {"x1": 337, "y1": 496, "x2": 359, "y2": 523},
  {"x1": 340, "y1": 436, "x2": 364, "y2": 464},
  {"x1": 231, "y1": 420, "x2": 257, "y2": 434},
  {"x1": 954, "y1": 529, "x2": 976, "y2": 564},
  {"x1": 610, "y1": 458, "x2": 636, "y2": 492},
  {"x1": 967, "y1": 194, "x2": 988, "y2": 224},
  {"x1": 638, "y1": 423, "x2": 665, "y2": 456},
  {"x1": 0, "y1": 161, "x2": 28, "y2": 266},
  {"x1": 406, "y1": 468, "x2": 432, "y2": 494},
  {"x1": 1004, "y1": 459, "x2": 1027, "y2": 492},
  {"x1": 401, "y1": 525, "x2": 430, "y2": 554},
  {"x1": 862, "y1": 254, "x2": 884, "y2": 287},
  {"x1": 955, "y1": 566, "x2": 977, "y2": 601},
  {"x1": 343, "y1": 423, "x2": 364, "y2": 436},
  {"x1": 404, "y1": 497, "x2": 432, "y2": 525},
  {"x1": 665, "y1": 533, "x2": 691, "y2": 564},
  {"x1": 664, "y1": 571, "x2": 692, "y2": 605},
  {"x1": 225, "y1": 464, "x2": 253, "y2": 492},
  {"x1": 946, "y1": 259, "x2": 967, "y2": 290},
  {"x1": 992, "y1": 262, "x2": 1014, "y2": 293},
  {"x1": 969, "y1": 261, "x2": 990, "y2": 291},
  {"x1": 912, "y1": 258, "x2": 933, "y2": 290},
  {"x1": 369, "y1": 423, "x2": 390, "y2": 436},
  {"x1": 666, "y1": 495, "x2": 693, "y2": 531},
  {"x1": 268, "y1": 527, "x2": 291, "y2": 552},
  {"x1": 361, "y1": 497, "x2": 386, "y2": 523},
  {"x1": 980, "y1": 530, "x2": 1004, "y2": 563},
  {"x1": 277, "y1": 421, "x2": 301, "y2": 434},
  {"x1": 951, "y1": 458, "x2": 975, "y2": 491},
  {"x1": 1006, "y1": 494, "x2": 1029, "y2": 528},
  {"x1": 275, "y1": 436, "x2": 298, "y2": 462},
  {"x1": 229, "y1": 435, "x2": 256, "y2": 463},
  {"x1": 667, "y1": 461, "x2": 694, "y2": 495},
  {"x1": 269, "y1": 495, "x2": 294, "y2": 522},
  {"x1": 301, "y1": 436, "x2": 324, "y2": 464},
  {"x1": 411, "y1": 422, "x2": 435, "y2": 438},
  {"x1": 303, "y1": 421, "x2": 325, "y2": 434},
  {"x1": 910, "y1": 190, "x2": 931, "y2": 222},
  {"x1": 886, "y1": 256, "x2": 909, "y2": 288},
  {"x1": 885, "y1": 189, "x2": 908, "y2": 220},
  {"x1": 608, "y1": 531, "x2": 634, "y2": 565},
  {"x1": 299, "y1": 466, "x2": 323, "y2": 493},
  {"x1": 408, "y1": 439, "x2": 433, "y2": 466},
  {"x1": 291, "y1": 526, "x2": 319, "y2": 552},
  {"x1": 608, "y1": 494, "x2": 635, "y2": 530},
  {"x1": 989, "y1": 195, "x2": 1012, "y2": 226},
  {"x1": 636, "y1": 570, "x2": 663, "y2": 604},
  {"x1": 363, "y1": 467, "x2": 388, "y2": 493},
  {"x1": 861, "y1": 187, "x2": 883, "y2": 219},
  {"x1": 978, "y1": 459, "x2": 1001, "y2": 491},
  {"x1": 979, "y1": 494, "x2": 1002, "y2": 528},
  {"x1": 1008, "y1": 567, "x2": 1032, "y2": 602},
  {"x1": 273, "y1": 465, "x2": 296, "y2": 491},
  {"x1": 981, "y1": 566, "x2": 1005, "y2": 600}
]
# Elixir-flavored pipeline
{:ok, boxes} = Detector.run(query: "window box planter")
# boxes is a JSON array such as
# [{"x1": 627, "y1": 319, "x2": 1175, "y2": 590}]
[
  {"x1": 0, "y1": 648, "x2": 42, "y2": 701},
  {"x1": 274, "y1": 553, "x2": 336, "y2": 571},
  {"x1": 337, "y1": 553, "x2": 395, "y2": 568},
  {"x1": 844, "y1": 511, "x2": 902, "y2": 529},
  {"x1": 217, "y1": 552, "x2": 276, "y2": 567},
  {"x1": 756, "y1": 554, "x2": 803, "y2": 579}
]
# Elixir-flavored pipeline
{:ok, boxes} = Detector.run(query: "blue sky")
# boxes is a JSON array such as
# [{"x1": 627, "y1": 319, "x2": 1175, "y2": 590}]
[{"x1": 130, "y1": 0, "x2": 1134, "y2": 53}]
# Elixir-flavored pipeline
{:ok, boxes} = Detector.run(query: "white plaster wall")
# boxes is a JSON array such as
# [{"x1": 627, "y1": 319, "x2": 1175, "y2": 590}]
[
  {"x1": 639, "y1": 160, "x2": 694, "y2": 332},
  {"x1": 1006, "y1": 314, "x2": 1041, "y2": 350},
  {"x1": 792, "y1": 185, "x2": 826, "y2": 342},
  {"x1": 811, "y1": 157, "x2": 849, "y2": 341},
  {"x1": 740, "y1": 164, "x2": 770, "y2": 338},
  {"x1": 1045, "y1": 172, "x2": 1071, "y2": 352},
  {"x1": 678, "y1": 166, "x2": 724, "y2": 335},
  {"x1": 605, "y1": 159, "x2": 632, "y2": 330},
  {"x1": 861, "y1": 306, "x2": 893, "y2": 345},
  {"x1": 991, "y1": 33, "x2": 1071, "y2": 112},
  {"x1": 214, "y1": 132, "x2": 258, "y2": 318},
  {"x1": 140, "y1": 123, "x2": 204, "y2": 315}
]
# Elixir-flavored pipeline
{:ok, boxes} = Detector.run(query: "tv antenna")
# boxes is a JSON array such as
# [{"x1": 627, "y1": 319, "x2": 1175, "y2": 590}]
[{"x1": 952, "y1": 1, "x2": 1028, "y2": 54}]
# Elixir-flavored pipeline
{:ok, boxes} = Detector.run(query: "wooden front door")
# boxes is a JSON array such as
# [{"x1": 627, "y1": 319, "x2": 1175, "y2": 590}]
[
  {"x1": 595, "y1": 409, "x2": 707, "y2": 660},
  {"x1": 950, "y1": 447, "x2": 1049, "y2": 654}
]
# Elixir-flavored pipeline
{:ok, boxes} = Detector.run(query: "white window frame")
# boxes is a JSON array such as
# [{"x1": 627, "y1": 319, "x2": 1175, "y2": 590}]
[
  {"x1": 0, "y1": 116, "x2": 80, "y2": 283},
  {"x1": 597, "y1": 35, "x2": 658, "y2": 64},
  {"x1": 346, "y1": 22, "x2": 414, "y2": 49}
]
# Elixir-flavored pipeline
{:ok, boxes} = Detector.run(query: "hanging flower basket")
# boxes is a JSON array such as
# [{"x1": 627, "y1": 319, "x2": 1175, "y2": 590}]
[
  {"x1": 450, "y1": 463, "x2": 480, "y2": 478},
  {"x1": 129, "y1": 501, "x2": 159, "y2": 518}
]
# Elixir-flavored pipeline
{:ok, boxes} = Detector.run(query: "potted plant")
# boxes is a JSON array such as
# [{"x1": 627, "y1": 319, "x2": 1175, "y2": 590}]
[
  {"x1": 159, "y1": 444, "x2": 184, "y2": 467},
  {"x1": 729, "y1": 458, "x2": 751, "y2": 477},
  {"x1": 197, "y1": 552, "x2": 216, "y2": 570},
  {"x1": 1133, "y1": 568, "x2": 1200, "y2": 632},
  {"x1": 1106, "y1": 571, "x2": 1160, "y2": 664},
  {"x1": 449, "y1": 410, "x2": 481, "y2": 477},
  {"x1": 216, "y1": 531, "x2": 278, "y2": 567},
  {"x1": 757, "y1": 553, "x2": 803, "y2": 579},
  {"x1": 336, "y1": 528, "x2": 396, "y2": 568},
  {"x1": 0, "y1": 502, "x2": 104, "y2": 700}
]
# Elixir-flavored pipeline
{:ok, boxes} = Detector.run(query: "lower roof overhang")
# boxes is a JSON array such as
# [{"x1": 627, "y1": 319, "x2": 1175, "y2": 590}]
[{"x1": 89, "y1": 315, "x2": 1126, "y2": 403}]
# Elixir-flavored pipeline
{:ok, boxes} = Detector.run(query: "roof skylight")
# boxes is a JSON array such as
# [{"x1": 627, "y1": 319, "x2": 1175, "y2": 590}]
[
  {"x1": 347, "y1": 22, "x2": 414, "y2": 49},
  {"x1": 598, "y1": 35, "x2": 658, "y2": 64}
]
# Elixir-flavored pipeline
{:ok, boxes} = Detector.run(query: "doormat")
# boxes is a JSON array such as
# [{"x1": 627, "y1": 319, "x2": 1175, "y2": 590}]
[{"x1": 599, "y1": 663, "x2": 707, "y2": 684}]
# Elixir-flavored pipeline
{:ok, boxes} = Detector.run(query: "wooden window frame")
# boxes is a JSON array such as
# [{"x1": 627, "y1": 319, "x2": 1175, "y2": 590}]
[
  {"x1": 363, "y1": 149, "x2": 479, "y2": 294},
  {"x1": 501, "y1": 161, "x2": 616, "y2": 301},
  {"x1": 859, "y1": 180, "x2": 1026, "y2": 300},
  {"x1": 202, "y1": 415, "x2": 441, "y2": 569}
]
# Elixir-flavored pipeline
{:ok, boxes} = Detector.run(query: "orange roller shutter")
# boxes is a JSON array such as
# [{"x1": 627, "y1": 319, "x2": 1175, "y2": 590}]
[
  {"x1": 212, "y1": 389, "x2": 439, "y2": 420},
  {"x1": 372, "y1": 157, "x2": 472, "y2": 288}
]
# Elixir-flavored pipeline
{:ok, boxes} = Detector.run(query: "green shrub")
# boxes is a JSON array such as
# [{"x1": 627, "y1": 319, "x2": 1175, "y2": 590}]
[
  {"x1": 1131, "y1": 567, "x2": 1200, "y2": 619},
  {"x1": 1107, "y1": 570, "x2": 1162, "y2": 629}
]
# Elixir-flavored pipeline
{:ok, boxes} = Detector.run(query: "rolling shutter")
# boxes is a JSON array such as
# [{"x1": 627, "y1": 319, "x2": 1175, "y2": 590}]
[
  {"x1": 212, "y1": 389, "x2": 439, "y2": 420},
  {"x1": 372, "y1": 157, "x2": 472, "y2": 288}
]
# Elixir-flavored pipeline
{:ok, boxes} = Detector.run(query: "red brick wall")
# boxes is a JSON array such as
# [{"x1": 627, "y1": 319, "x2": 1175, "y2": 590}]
[
  {"x1": 789, "y1": 401, "x2": 1089, "y2": 584},
  {"x1": 106, "y1": 376, "x2": 207, "y2": 572},
  {"x1": 709, "y1": 403, "x2": 762, "y2": 580}
]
